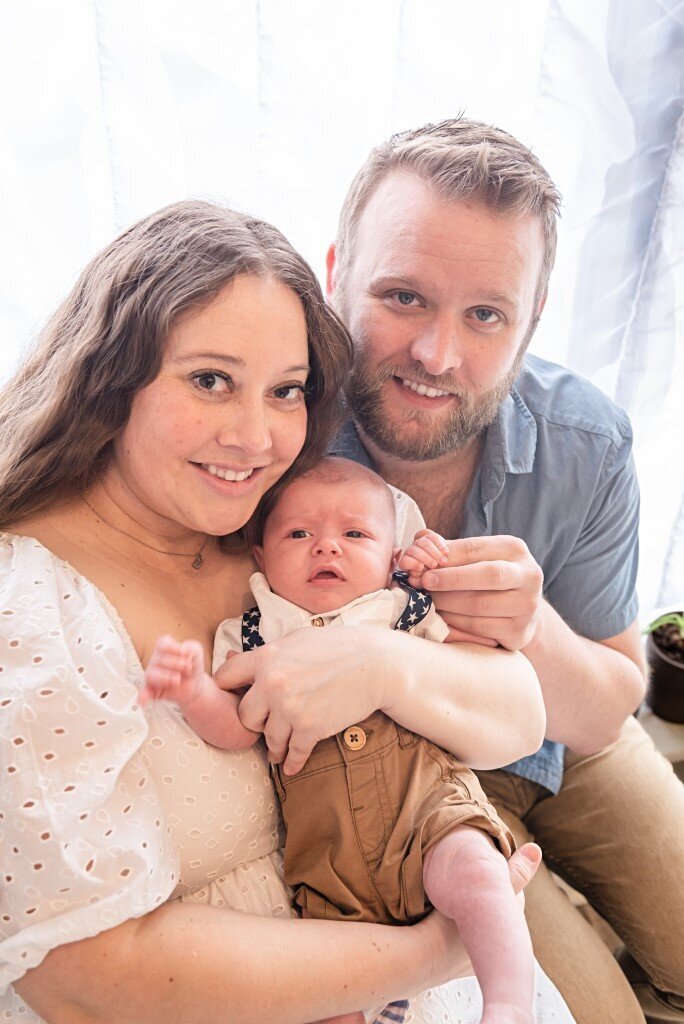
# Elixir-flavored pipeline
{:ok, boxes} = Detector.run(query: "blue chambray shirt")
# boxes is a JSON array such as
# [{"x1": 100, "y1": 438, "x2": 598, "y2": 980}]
[{"x1": 332, "y1": 354, "x2": 640, "y2": 794}]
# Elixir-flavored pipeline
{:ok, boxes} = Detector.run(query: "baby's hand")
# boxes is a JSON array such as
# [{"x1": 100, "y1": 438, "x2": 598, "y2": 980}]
[
  {"x1": 140, "y1": 634, "x2": 207, "y2": 709},
  {"x1": 399, "y1": 528, "x2": 449, "y2": 588}
]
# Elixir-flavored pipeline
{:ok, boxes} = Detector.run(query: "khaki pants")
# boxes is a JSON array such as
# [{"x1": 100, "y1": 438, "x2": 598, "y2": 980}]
[
  {"x1": 477, "y1": 716, "x2": 684, "y2": 1024},
  {"x1": 274, "y1": 710, "x2": 513, "y2": 924}
]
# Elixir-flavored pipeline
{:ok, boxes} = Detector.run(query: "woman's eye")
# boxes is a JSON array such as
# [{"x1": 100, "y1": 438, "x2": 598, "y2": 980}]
[
  {"x1": 473, "y1": 308, "x2": 500, "y2": 324},
  {"x1": 290, "y1": 529, "x2": 310, "y2": 539},
  {"x1": 273, "y1": 383, "x2": 307, "y2": 401},
  {"x1": 192, "y1": 371, "x2": 230, "y2": 392}
]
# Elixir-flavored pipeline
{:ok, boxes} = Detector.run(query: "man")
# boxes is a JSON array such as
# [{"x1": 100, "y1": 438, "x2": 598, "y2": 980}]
[{"x1": 328, "y1": 118, "x2": 684, "y2": 1024}]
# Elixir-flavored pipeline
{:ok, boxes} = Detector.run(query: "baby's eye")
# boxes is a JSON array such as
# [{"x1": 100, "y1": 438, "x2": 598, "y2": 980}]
[
  {"x1": 345, "y1": 530, "x2": 365, "y2": 538},
  {"x1": 191, "y1": 371, "x2": 231, "y2": 392},
  {"x1": 290, "y1": 529, "x2": 310, "y2": 539}
]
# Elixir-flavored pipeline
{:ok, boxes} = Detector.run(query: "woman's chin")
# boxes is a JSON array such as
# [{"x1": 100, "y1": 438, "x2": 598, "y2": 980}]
[{"x1": 189, "y1": 463, "x2": 279, "y2": 532}]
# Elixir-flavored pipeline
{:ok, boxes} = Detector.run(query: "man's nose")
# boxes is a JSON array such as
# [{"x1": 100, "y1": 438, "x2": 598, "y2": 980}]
[
  {"x1": 409, "y1": 314, "x2": 463, "y2": 377},
  {"x1": 216, "y1": 398, "x2": 272, "y2": 456}
]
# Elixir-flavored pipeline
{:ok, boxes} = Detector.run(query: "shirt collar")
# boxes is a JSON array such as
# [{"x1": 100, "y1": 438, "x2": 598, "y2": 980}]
[
  {"x1": 480, "y1": 379, "x2": 537, "y2": 504},
  {"x1": 248, "y1": 572, "x2": 400, "y2": 641}
]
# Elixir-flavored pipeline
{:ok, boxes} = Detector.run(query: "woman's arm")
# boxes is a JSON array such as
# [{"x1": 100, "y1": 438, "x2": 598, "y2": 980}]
[
  {"x1": 15, "y1": 901, "x2": 464, "y2": 1024},
  {"x1": 217, "y1": 626, "x2": 545, "y2": 774},
  {"x1": 15, "y1": 848, "x2": 541, "y2": 1024}
]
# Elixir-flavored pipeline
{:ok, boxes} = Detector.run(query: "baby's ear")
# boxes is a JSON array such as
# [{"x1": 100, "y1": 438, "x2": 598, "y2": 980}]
[
  {"x1": 253, "y1": 545, "x2": 265, "y2": 572},
  {"x1": 388, "y1": 547, "x2": 402, "y2": 580}
]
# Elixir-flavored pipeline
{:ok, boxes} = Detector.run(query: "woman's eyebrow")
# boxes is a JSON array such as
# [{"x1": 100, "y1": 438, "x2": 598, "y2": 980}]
[{"x1": 174, "y1": 352, "x2": 309, "y2": 373}]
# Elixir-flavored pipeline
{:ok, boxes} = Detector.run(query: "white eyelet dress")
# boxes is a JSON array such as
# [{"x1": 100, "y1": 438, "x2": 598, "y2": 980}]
[{"x1": 0, "y1": 533, "x2": 573, "y2": 1023}]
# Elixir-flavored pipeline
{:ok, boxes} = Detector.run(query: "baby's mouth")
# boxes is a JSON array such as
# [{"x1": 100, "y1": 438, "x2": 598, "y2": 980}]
[{"x1": 309, "y1": 567, "x2": 345, "y2": 581}]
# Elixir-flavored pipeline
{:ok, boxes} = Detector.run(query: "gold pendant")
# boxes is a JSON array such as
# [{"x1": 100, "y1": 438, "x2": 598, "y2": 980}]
[{"x1": 192, "y1": 552, "x2": 203, "y2": 570}]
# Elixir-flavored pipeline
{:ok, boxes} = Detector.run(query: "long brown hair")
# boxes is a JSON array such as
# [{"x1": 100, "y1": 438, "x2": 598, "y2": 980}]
[{"x1": 0, "y1": 201, "x2": 353, "y2": 538}]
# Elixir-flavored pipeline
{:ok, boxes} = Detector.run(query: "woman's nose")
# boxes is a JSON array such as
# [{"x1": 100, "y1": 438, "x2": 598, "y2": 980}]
[{"x1": 216, "y1": 399, "x2": 272, "y2": 456}]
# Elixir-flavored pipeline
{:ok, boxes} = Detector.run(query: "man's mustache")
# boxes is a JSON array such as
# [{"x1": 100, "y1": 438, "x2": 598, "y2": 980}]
[{"x1": 372, "y1": 362, "x2": 466, "y2": 397}]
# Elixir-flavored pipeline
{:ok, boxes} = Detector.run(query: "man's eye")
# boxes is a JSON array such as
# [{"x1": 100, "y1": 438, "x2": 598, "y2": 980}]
[
  {"x1": 345, "y1": 530, "x2": 365, "y2": 538},
  {"x1": 395, "y1": 291, "x2": 417, "y2": 306},
  {"x1": 192, "y1": 371, "x2": 230, "y2": 392},
  {"x1": 473, "y1": 308, "x2": 500, "y2": 323},
  {"x1": 290, "y1": 530, "x2": 309, "y2": 539}
]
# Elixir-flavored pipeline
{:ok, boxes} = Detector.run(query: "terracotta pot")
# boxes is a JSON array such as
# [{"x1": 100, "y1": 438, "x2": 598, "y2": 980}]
[{"x1": 647, "y1": 630, "x2": 684, "y2": 723}]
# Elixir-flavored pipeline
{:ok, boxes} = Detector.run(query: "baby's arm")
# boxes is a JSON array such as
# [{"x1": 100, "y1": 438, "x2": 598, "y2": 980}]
[
  {"x1": 398, "y1": 528, "x2": 450, "y2": 588},
  {"x1": 140, "y1": 635, "x2": 259, "y2": 750}
]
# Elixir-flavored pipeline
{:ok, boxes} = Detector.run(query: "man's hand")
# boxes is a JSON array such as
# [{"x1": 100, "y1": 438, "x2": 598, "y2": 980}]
[{"x1": 421, "y1": 535, "x2": 544, "y2": 651}]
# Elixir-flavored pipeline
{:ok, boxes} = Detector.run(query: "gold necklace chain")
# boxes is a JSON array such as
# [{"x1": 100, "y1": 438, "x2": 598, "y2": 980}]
[{"x1": 81, "y1": 494, "x2": 210, "y2": 570}]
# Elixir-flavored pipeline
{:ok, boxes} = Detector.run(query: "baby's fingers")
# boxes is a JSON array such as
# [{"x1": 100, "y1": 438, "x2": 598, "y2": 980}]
[
  {"x1": 413, "y1": 534, "x2": 449, "y2": 564},
  {"x1": 180, "y1": 639, "x2": 206, "y2": 676},
  {"x1": 400, "y1": 539, "x2": 448, "y2": 573},
  {"x1": 414, "y1": 529, "x2": 450, "y2": 558}
]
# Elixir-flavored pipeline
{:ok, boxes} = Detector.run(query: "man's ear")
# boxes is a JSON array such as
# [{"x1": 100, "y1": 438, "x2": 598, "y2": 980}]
[
  {"x1": 536, "y1": 289, "x2": 548, "y2": 318},
  {"x1": 325, "y1": 243, "x2": 337, "y2": 299},
  {"x1": 253, "y1": 545, "x2": 265, "y2": 572}
]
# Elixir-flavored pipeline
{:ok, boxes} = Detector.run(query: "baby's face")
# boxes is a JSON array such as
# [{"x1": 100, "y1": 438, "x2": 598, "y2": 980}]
[{"x1": 256, "y1": 476, "x2": 399, "y2": 613}]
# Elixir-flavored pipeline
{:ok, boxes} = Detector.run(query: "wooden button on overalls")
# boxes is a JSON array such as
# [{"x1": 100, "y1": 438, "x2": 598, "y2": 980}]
[{"x1": 342, "y1": 726, "x2": 367, "y2": 750}]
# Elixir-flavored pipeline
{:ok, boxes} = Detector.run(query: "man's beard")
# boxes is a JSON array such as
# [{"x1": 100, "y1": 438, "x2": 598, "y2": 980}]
[{"x1": 346, "y1": 353, "x2": 525, "y2": 462}]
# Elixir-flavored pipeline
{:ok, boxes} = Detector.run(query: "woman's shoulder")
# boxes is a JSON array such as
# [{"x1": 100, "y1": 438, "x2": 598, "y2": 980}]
[{"x1": 0, "y1": 527, "x2": 142, "y2": 690}]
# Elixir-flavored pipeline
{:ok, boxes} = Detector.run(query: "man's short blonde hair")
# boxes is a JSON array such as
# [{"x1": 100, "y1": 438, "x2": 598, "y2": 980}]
[{"x1": 335, "y1": 117, "x2": 562, "y2": 301}]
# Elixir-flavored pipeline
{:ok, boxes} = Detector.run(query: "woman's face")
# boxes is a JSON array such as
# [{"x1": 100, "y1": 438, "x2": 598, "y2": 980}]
[{"x1": 110, "y1": 274, "x2": 310, "y2": 537}]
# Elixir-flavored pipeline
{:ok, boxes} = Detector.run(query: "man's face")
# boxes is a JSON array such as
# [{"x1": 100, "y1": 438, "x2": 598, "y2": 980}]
[{"x1": 333, "y1": 172, "x2": 545, "y2": 461}]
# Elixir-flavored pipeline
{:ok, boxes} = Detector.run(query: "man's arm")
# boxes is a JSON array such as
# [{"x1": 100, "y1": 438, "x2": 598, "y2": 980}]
[
  {"x1": 424, "y1": 537, "x2": 646, "y2": 755},
  {"x1": 522, "y1": 608, "x2": 646, "y2": 754}
]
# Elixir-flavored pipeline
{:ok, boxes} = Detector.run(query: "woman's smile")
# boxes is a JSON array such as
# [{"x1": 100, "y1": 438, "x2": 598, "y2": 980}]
[{"x1": 109, "y1": 274, "x2": 310, "y2": 540}]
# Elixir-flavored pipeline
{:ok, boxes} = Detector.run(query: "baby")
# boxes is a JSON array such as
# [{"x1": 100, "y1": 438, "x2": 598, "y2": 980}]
[{"x1": 141, "y1": 457, "x2": 535, "y2": 1024}]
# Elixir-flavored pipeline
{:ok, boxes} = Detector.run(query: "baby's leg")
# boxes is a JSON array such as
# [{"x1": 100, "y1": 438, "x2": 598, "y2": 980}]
[{"x1": 423, "y1": 824, "x2": 534, "y2": 1024}]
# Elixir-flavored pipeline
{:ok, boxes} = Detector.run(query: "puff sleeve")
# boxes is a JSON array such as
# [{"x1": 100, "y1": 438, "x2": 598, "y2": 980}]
[{"x1": 0, "y1": 534, "x2": 179, "y2": 996}]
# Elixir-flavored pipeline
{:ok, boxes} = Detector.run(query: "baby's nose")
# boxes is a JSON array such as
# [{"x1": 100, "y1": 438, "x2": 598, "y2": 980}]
[{"x1": 314, "y1": 536, "x2": 342, "y2": 555}]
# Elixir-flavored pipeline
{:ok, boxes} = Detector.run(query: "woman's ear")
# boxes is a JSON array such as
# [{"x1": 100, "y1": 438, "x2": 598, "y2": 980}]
[
  {"x1": 325, "y1": 243, "x2": 337, "y2": 298},
  {"x1": 253, "y1": 545, "x2": 265, "y2": 572}
]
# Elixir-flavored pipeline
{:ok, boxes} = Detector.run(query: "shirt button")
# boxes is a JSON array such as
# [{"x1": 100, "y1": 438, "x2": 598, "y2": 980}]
[
  {"x1": 311, "y1": 616, "x2": 325, "y2": 627},
  {"x1": 343, "y1": 726, "x2": 367, "y2": 750}
]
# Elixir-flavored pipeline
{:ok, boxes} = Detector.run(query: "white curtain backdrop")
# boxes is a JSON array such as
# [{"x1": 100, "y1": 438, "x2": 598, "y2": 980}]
[{"x1": 1, "y1": 0, "x2": 682, "y2": 618}]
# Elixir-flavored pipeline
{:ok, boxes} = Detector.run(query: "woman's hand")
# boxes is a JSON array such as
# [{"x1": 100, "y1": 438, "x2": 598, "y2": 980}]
[{"x1": 215, "y1": 626, "x2": 396, "y2": 775}]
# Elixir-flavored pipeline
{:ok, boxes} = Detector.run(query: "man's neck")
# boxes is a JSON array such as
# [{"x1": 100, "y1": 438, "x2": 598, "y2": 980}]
[{"x1": 356, "y1": 426, "x2": 485, "y2": 538}]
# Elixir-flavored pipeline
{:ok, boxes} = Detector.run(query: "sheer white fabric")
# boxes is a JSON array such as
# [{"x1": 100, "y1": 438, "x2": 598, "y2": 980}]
[
  {"x1": 0, "y1": 532, "x2": 572, "y2": 1022},
  {"x1": 0, "y1": 0, "x2": 682, "y2": 615},
  {"x1": 0, "y1": 533, "x2": 287, "y2": 1021}
]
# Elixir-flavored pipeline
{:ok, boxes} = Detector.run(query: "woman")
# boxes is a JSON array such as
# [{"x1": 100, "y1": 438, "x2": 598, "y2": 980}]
[{"x1": 0, "y1": 200, "x2": 567, "y2": 1023}]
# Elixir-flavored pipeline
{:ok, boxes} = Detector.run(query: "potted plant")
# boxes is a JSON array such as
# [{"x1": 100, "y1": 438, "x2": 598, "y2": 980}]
[{"x1": 644, "y1": 611, "x2": 684, "y2": 723}]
